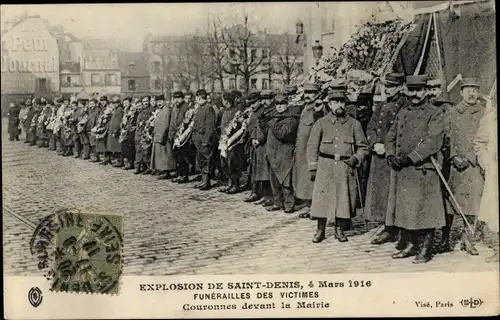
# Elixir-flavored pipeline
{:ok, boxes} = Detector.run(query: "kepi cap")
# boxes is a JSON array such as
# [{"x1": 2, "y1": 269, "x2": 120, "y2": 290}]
[
  {"x1": 172, "y1": 91, "x2": 184, "y2": 98},
  {"x1": 156, "y1": 94, "x2": 165, "y2": 101},
  {"x1": 326, "y1": 89, "x2": 346, "y2": 101},
  {"x1": 195, "y1": 89, "x2": 207, "y2": 98},
  {"x1": 382, "y1": 73, "x2": 405, "y2": 86},
  {"x1": 303, "y1": 83, "x2": 319, "y2": 92},
  {"x1": 284, "y1": 85, "x2": 298, "y2": 96},
  {"x1": 274, "y1": 94, "x2": 288, "y2": 104},
  {"x1": 427, "y1": 79, "x2": 443, "y2": 87},
  {"x1": 260, "y1": 90, "x2": 273, "y2": 99},
  {"x1": 406, "y1": 75, "x2": 429, "y2": 88},
  {"x1": 460, "y1": 78, "x2": 480, "y2": 89}
]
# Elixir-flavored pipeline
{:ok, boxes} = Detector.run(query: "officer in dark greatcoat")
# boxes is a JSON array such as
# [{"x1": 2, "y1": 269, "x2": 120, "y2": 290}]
[
  {"x1": 365, "y1": 73, "x2": 406, "y2": 245},
  {"x1": 191, "y1": 89, "x2": 217, "y2": 190},
  {"x1": 260, "y1": 94, "x2": 299, "y2": 213},
  {"x1": 170, "y1": 91, "x2": 193, "y2": 183},
  {"x1": 7, "y1": 101, "x2": 21, "y2": 141},
  {"x1": 107, "y1": 96, "x2": 125, "y2": 167},
  {"x1": 293, "y1": 83, "x2": 326, "y2": 218},
  {"x1": 385, "y1": 75, "x2": 446, "y2": 263},
  {"x1": 24, "y1": 98, "x2": 36, "y2": 144}
]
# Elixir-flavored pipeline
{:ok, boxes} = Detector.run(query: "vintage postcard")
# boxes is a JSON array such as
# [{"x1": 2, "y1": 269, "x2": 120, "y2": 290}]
[{"x1": 2, "y1": 1, "x2": 499, "y2": 319}]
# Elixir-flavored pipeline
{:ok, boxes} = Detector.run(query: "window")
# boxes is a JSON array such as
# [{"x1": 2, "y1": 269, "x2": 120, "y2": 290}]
[
  {"x1": 154, "y1": 79, "x2": 161, "y2": 90},
  {"x1": 37, "y1": 79, "x2": 47, "y2": 92},
  {"x1": 250, "y1": 78, "x2": 257, "y2": 90},
  {"x1": 262, "y1": 79, "x2": 269, "y2": 90},
  {"x1": 91, "y1": 73, "x2": 101, "y2": 86},
  {"x1": 128, "y1": 79, "x2": 136, "y2": 91},
  {"x1": 104, "y1": 74, "x2": 116, "y2": 86},
  {"x1": 229, "y1": 78, "x2": 236, "y2": 90},
  {"x1": 66, "y1": 76, "x2": 71, "y2": 85}
]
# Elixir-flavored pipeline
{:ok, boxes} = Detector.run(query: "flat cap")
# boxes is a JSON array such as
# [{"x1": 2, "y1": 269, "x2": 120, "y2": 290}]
[
  {"x1": 426, "y1": 79, "x2": 443, "y2": 87},
  {"x1": 172, "y1": 91, "x2": 184, "y2": 98},
  {"x1": 195, "y1": 89, "x2": 207, "y2": 97},
  {"x1": 99, "y1": 95, "x2": 108, "y2": 101},
  {"x1": 461, "y1": 78, "x2": 480, "y2": 89},
  {"x1": 123, "y1": 96, "x2": 132, "y2": 103},
  {"x1": 54, "y1": 97, "x2": 63, "y2": 104},
  {"x1": 326, "y1": 89, "x2": 347, "y2": 101},
  {"x1": 303, "y1": 83, "x2": 319, "y2": 92},
  {"x1": 247, "y1": 91, "x2": 261, "y2": 103},
  {"x1": 406, "y1": 75, "x2": 429, "y2": 88},
  {"x1": 274, "y1": 94, "x2": 288, "y2": 104},
  {"x1": 382, "y1": 73, "x2": 405, "y2": 86},
  {"x1": 156, "y1": 94, "x2": 165, "y2": 101}
]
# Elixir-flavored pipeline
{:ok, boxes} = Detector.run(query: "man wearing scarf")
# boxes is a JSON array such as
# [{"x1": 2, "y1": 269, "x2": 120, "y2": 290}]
[
  {"x1": 293, "y1": 83, "x2": 326, "y2": 219},
  {"x1": 134, "y1": 96, "x2": 154, "y2": 174},
  {"x1": 191, "y1": 89, "x2": 217, "y2": 190},
  {"x1": 308, "y1": 85, "x2": 369, "y2": 243},
  {"x1": 384, "y1": 75, "x2": 446, "y2": 263},
  {"x1": 365, "y1": 73, "x2": 406, "y2": 245},
  {"x1": 86, "y1": 98, "x2": 102, "y2": 162},
  {"x1": 259, "y1": 94, "x2": 299, "y2": 213},
  {"x1": 170, "y1": 91, "x2": 193, "y2": 183},
  {"x1": 107, "y1": 96, "x2": 125, "y2": 167}
]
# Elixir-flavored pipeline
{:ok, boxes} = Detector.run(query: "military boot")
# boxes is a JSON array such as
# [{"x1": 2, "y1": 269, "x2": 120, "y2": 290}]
[
  {"x1": 199, "y1": 174, "x2": 212, "y2": 191},
  {"x1": 437, "y1": 214, "x2": 454, "y2": 254},
  {"x1": 134, "y1": 163, "x2": 145, "y2": 174},
  {"x1": 334, "y1": 226, "x2": 348, "y2": 242},
  {"x1": 312, "y1": 218, "x2": 327, "y2": 243},
  {"x1": 395, "y1": 228, "x2": 409, "y2": 250},
  {"x1": 371, "y1": 226, "x2": 398, "y2": 245},
  {"x1": 392, "y1": 230, "x2": 418, "y2": 259},
  {"x1": 226, "y1": 177, "x2": 242, "y2": 194},
  {"x1": 413, "y1": 230, "x2": 435, "y2": 264},
  {"x1": 219, "y1": 179, "x2": 232, "y2": 193}
]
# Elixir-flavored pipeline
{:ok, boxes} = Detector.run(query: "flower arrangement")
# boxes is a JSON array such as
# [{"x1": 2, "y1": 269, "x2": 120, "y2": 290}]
[
  {"x1": 173, "y1": 104, "x2": 199, "y2": 149},
  {"x1": 140, "y1": 108, "x2": 161, "y2": 150},
  {"x1": 218, "y1": 106, "x2": 254, "y2": 158},
  {"x1": 62, "y1": 108, "x2": 74, "y2": 139},
  {"x1": 91, "y1": 105, "x2": 115, "y2": 140},
  {"x1": 77, "y1": 113, "x2": 89, "y2": 134},
  {"x1": 119, "y1": 104, "x2": 138, "y2": 143}
]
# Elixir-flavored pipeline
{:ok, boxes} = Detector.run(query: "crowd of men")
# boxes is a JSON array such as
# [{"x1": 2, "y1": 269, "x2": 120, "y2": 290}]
[{"x1": 6, "y1": 74, "x2": 498, "y2": 264}]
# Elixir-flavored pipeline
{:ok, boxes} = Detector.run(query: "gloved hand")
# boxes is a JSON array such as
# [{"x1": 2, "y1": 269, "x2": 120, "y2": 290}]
[
  {"x1": 387, "y1": 155, "x2": 402, "y2": 171},
  {"x1": 343, "y1": 156, "x2": 359, "y2": 168},
  {"x1": 396, "y1": 156, "x2": 413, "y2": 168},
  {"x1": 310, "y1": 170, "x2": 317, "y2": 182},
  {"x1": 452, "y1": 155, "x2": 469, "y2": 172}
]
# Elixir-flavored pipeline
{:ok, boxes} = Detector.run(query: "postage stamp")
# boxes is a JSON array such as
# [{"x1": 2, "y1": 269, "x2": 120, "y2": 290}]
[{"x1": 30, "y1": 209, "x2": 123, "y2": 294}]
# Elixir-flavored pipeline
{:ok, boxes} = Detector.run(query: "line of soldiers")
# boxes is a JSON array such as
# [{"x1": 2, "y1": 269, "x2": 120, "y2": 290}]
[{"x1": 7, "y1": 75, "x2": 498, "y2": 264}]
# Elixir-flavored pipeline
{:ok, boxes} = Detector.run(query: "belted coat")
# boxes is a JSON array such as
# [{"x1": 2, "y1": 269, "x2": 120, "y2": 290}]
[
  {"x1": 307, "y1": 113, "x2": 369, "y2": 219},
  {"x1": 384, "y1": 101, "x2": 446, "y2": 230}
]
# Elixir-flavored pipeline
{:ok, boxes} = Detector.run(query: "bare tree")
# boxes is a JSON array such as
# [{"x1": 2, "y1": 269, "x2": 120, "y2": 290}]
[
  {"x1": 268, "y1": 32, "x2": 303, "y2": 86},
  {"x1": 204, "y1": 18, "x2": 229, "y2": 93}
]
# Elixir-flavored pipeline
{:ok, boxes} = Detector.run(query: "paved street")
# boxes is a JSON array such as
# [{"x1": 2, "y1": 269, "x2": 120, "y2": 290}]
[{"x1": 3, "y1": 120, "x2": 498, "y2": 276}]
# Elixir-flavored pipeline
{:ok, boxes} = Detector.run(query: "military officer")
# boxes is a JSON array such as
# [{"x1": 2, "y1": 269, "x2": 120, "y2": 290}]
[
  {"x1": 308, "y1": 87, "x2": 369, "y2": 243},
  {"x1": 441, "y1": 78, "x2": 486, "y2": 255},
  {"x1": 86, "y1": 98, "x2": 102, "y2": 162},
  {"x1": 385, "y1": 75, "x2": 446, "y2": 263},
  {"x1": 191, "y1": 89, "x2": 218, "y2": 190},
  {"x1": 260, "y1": 94, "x2": 299, "y2": 213},
  {"x1": 170, "y1": 91, "x2": 193, "y2": 183},
  {"x1": 121, "y1": 97, "x2": 138, "y2": 170},
  {"x1": 152, "y1": 95, "x2": 176, "y2": 179},
  {"x1": 107, "y1": 96, "x2": 125, "y2": 167},
  {"x1": 293, "y1": 83, "x2": 326, "y2": 219},
  {"x1": 134, "y1": 96, "x2": 154, "y2": 174},
  {"x1": 7, "y1": 101, "x2": 21, "y2": 141},
  {"x1": 365, "y1": 73, "x2": 406, "y2": 245}
]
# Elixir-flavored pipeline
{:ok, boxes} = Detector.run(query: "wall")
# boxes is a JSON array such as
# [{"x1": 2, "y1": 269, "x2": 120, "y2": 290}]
[
  {"x1": 81, "y1": 70, "x2": 121, "y2": 95},
  {"x1": 121, "y1": 76, "x2": 150, "y2": 94},
  {"x1": 1, "y1": 17, "x2": 60, "y2": 94}
]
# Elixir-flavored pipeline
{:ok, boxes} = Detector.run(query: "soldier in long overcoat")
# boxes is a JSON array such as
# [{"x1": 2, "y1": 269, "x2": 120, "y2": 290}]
[
  {"x1": 441, "y1": 78, "x2": 486, "y2": 255},
  {"x1": 24, "y1": 99, "x2": 36, "y2": 144},
  {"x1": 191, "y1": 89, "x2": 217, "y2": 190},
  {"x1": 307, "y1": 88, "x2": 369, "y2": 243},
  {"x1": 30, "y1": 98, "x2": 43, "y2": 147},
  {"x1": 107, "y1": 96, "x2": 125, "y2": 167},
  {"x1": 69, "y1": 100, "x2": 84, "y2": 157},
  {"x1": 134, "y1": 96, "x2": 153, "y2": 174},
  {"x1": 218, "y1": 91, "x2": 244, "y2": 193},
  {"x1": 384, "y1": 75, "x2": 446, "y2": 264},
  {"x1": 365, "y1": 73, "x2": 406, "y2": 245},
  {"x1": 7, "y1": 101, "x2": 21, "y2": 141},
  {"x1": 260, "y1": 94, "x2": 299, "y2": 213},
  {"x1": 293, "y1": 83, "x2": 326, "y2": 218},
  {"x1": 170, "y1": 91, "x2": 192, "y2": 183},
  {"x1": 151, "y1": 95, "x2": 175, "y2": 178},
  {"x1": 77, "y1": 99, "x2": 91, "y2": 159},
  {"x1": 86, "y1": 99, "x2": 101, "y2": 162},
  {"x1": 120, "y1": 97, "x2": 138, "y2": 170},
  {"x1": 245, "y1": 90, "x2": 274, "y2": 206},
  {"x1": 95, "y1": 96, "x2": 109, "y2": 161}
]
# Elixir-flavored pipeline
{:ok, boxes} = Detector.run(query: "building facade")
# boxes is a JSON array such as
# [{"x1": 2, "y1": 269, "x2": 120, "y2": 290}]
[
  {"x1": 117, "y1": 51, "x2": 150, "y2": 97},
  {"x1": 81, "y1": 45, "x2": 121, "y2": 96}
]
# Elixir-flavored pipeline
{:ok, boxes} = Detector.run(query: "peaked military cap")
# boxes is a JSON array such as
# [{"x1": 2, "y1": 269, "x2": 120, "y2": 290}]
[
  {"x1": 54, "y1": 97, "x2": 63, "y2": 104},
  {"x1": 122, "y1": 96, "x2": 132, "y2": 103},
  {"x1": 196, "y1": 89, "x2": 207, "y2": 98},
  {"x1": 303, "y1": 83, "x2": 319, "y2": 92},
  {"x1": 382, "y1": 73, "x2": 405, "y2": 86},
  {"x1": 460, "y1": 78, "x2": 480, "y2": 89},
  {"x1": 326, "y1": 89, "x2": 346, "y2": 101},
  {"x1": 90, "y1": 98, "x2": 99, "y2": 103},
  {"x1": 274, "y1": 94, "x2": 288, "y2": 104},
  {"x1": 247, "y1": 91, "x2": 261, "y2": 103},
  {"x1": 99, "y1": 95, "x2": 108, "y2": 101},
  {"x1": 156, "y1": 94, "x2": 165, "y2": 101},
  {"x1": 426, "y1": 79, "x2": 443, "y2": 87},
  {"x1": 111, "y1": 95, "x2": 121, "y2": 103},
  {"x1": 406, "y1": 75, "x2": 429, "y2": 88},
  {"x1": 284, "y1": 85, "x2": 298, "y2": 96},
  {"x1": 172, "y1": 91, "x2": 184, "y2": 98}
]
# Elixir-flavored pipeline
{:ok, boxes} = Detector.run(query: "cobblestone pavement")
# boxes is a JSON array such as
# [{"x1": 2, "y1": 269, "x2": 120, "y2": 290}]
[{"x1": 3, "y1": 120, "x2": 498, "y2": 276}]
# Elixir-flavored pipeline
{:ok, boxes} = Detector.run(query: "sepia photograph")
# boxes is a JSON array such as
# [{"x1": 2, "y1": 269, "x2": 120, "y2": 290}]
[{"x1": 2, "y1": 1, "x2": 498, "y2": 318}]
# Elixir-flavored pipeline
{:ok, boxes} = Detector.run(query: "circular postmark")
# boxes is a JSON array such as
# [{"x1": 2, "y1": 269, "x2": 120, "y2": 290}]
[{"x1": 30, "y1": 208, "x2": 123, "y2": 294}]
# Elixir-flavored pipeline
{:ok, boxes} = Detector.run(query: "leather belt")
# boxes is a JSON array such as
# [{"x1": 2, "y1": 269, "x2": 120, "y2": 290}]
[{"x1": 319, "y1": 152, "x2": 350, "y2": 161}]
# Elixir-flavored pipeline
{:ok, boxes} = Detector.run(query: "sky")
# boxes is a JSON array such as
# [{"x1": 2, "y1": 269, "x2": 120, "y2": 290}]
[{"x1": 1, "y1": 3, "x2": 310, "y2": 51}]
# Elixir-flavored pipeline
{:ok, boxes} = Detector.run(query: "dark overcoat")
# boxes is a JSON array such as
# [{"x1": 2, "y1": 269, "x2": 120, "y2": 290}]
[
  {"x1": 191, "y1": 102, "x2": 217, "y2": 157},
  {"x1": 293, "y1": 103, "x2": 326, "y2": 200},
  {"x1": 86, "y1": 107, "x2": 101, "y2": 147},
  {"x1": 364, "y1": 96, "x2": 405, "y2": 223},
  {"x1": 134, "y1": 106, "x2": 153, "y2": 163},
  {"x1": 249, "y1": 106, "x2": 270, "y2": 181},
  {"x1": 308, "y1": 113, "x2": 369, "y2": 219},
  {"x1": 444, "y1": 100, "x2": 485, "y2": 217},
  {"x1": 8, "y1": 105, "x2": 21, "y2": 136},
  {"x1": 384, "y1": 101, "x2": 446, "y2": 230},
  {"x1": 107, "y1": 105, "x2": 124, "y2": 153},
  {"x1": 25, "y1": 107, "x2": 36, "y2": 142}
]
